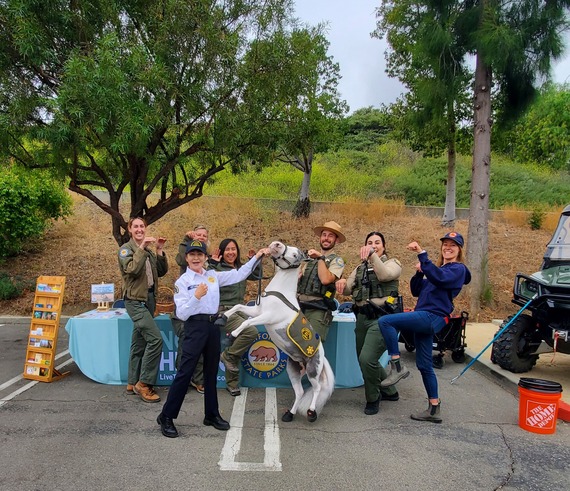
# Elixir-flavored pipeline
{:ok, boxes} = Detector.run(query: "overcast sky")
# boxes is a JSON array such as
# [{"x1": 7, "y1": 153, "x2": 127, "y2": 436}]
[{"x1": 294, "y1": 0, "x2": 570, "y2": 114}]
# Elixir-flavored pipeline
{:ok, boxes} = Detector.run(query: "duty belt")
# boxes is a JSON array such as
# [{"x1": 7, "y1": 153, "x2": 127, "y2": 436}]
[{"x1": 188, "y1": 314, "x2": 218, "y2": 323}]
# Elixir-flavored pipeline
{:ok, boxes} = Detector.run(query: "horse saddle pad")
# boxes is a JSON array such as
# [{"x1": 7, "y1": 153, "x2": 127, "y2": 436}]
[{"x1": 286, "y1": 312, "x2": 320, "y2": 357}]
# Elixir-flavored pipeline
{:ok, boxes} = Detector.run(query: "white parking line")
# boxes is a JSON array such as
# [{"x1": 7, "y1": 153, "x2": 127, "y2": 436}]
[
  {"x1": 218, "y1": 387, "x2": 282, "y2": 471},
  {"x1": 0, "y1": 351, "x2": 72, "y2": 407}
]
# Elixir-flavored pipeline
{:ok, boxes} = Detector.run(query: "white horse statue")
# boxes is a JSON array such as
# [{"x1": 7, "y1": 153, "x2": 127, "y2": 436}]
[{"x1": 220, "y1": 241, "x2": 335, "y2": 422}]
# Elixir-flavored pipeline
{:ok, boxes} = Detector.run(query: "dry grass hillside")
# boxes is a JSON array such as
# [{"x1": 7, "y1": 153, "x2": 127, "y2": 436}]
[{"x1": 0, "y1": 194, "x2": 559, "y2": 322}]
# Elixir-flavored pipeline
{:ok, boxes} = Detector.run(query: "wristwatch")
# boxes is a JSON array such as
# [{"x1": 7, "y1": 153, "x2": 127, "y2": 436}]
[{"x1": 318, "y1": 255, "x2": 326, "y2": 261}]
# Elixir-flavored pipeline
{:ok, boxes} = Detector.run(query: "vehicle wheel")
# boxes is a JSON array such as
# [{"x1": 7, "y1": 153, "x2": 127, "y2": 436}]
[
  {"x1": 451, "y1": 349, "x2": 465, "y2": 363},
  {"x1": 433, "y1": 354, "x2": 444, "y2": 369},
  {"x1": 404, "y1": 343, "x2": 415, "y2": 352},
  {"x1": 492, "y1": 314, "x2": 540, "y2": 373}
]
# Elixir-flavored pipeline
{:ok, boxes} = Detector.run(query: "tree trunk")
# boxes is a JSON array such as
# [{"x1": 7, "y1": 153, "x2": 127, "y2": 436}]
[
  {"x1": 442, "y1": 112, "x2": 457, "y2": 227},
  {"x1": 292, "y1": 169, "x2": 312, "y2": 218},
  {"x1": 467, "y1": 51, "x2": 492, "y2": 315}
]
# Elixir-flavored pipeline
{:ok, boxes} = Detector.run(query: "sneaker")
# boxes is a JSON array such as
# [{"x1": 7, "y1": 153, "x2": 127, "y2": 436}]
[
  {"x1": 220, "y1": 351, "x2": 239, "y2": 373},
  {"x1": 126, "y1": 384, "x2": 136, "y2": 395},
  {"x1": 190, "y1": 381, "x2": 205, "y2": 394},
  {"x1": 133, "y1": 382, "x2": 161, "y2": 403},
  {"x1": 380, "y1": 359, "x2": 410, "y2": 388},
  {"x1": 364, "y1": 398, "x2": 380, "y2": 415},
  {"x1": 411, "y1": 401, "x2": 442, "y2": 423},
  {"x1": 380, "y1": 391, "x2": 400, "y2": 402}
]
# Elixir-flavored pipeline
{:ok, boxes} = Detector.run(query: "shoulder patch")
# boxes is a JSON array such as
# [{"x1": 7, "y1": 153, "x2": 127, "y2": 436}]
[
  {"x1": 334, "y1": 257, "x2": 345, "y2": 267},
  {"x1": 119, "y1": 248, "x2": 131, "y2": 258}
]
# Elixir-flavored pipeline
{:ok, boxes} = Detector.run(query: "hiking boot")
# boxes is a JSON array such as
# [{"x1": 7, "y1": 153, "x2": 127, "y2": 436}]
[
  {"x1": 364, "y1": 398, "x2": 380, "y2": 415},
  {"x1": 133, "y1": 382, "x2": 161, "y2": 403},
  {"x1": 226, "y1": 386, "x2": 241, "y2": 397},
  {"x1": 380, "y1": 391, "x2": 400, "y2": 402},
  {"x1": 190, "y1": 381, "x2": 205, "y2": 394},
  {"x1": 126, "y1": 384, "x2": 136, "y2": 395},
  {"x1": 380, "y1": 359, "x2": 410, "y2": 388},
  {"x1": 411, "y1": 401, "x2": 442, "y2": 423},
  {"x1": 221, "y1": 351, "x2": 239, "y2": 373}
]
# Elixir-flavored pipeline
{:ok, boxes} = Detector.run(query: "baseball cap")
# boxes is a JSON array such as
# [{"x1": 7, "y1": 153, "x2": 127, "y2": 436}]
[
  {"x1": 185, "y1": 240, "x2": 207, "y2": 254},
  {"x1": 440, "y1": 232, "x2": 464, "y2": 247}
]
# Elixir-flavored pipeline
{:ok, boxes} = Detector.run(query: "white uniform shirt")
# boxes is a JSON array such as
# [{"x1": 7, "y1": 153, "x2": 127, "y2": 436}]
[{"x1": 174, "y1": 256, "x2": 260, "y2": 321}]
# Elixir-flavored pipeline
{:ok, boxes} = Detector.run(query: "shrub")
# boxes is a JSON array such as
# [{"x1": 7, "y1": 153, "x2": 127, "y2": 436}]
[
  {"x1": 0, "y1": 273, "x2": 33, "y2": 300},
  {"x1": 528, "y1": 209, "x2": 546, "y2": 230},
  {"x1": 0, "y1": 166, "x2": 72, "y2": 258}
]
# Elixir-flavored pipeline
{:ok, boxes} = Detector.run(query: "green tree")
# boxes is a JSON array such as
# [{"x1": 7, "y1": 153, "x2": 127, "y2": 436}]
[
  {"x1": 268, "y1": 27, "x2": 347, "y2": 218},
  {"x1": 463, "y1": 0, "x2": 570, "y2": 313},
  {"x1": 341, "y1": 107, "x2": 391, "y2": 151},
  {"x1": 503, "y1": 84, "x2": 570, "y2": 169},
  {"x1": 374, "y1": 0, "x2": 472, "y2": 227},
  {"x1": 0, "y1": 164, "x2": 72, "y2": 258},
  {"x1": 0, "y1": 0, "x2": 341, "y2": 243},
  {"x1": 375, "y1": 0, "x2": 570, "y2": 313}
]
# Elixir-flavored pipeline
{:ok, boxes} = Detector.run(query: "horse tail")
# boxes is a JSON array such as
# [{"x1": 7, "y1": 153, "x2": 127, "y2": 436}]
[{"x1": 297, "y1": 355, "x2": 335, "y2": 416}]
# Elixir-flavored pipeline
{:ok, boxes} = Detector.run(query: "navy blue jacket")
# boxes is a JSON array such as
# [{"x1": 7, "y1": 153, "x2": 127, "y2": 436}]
[{"x1": 410, "y1": 251, "x2": 471, "y2": 317}]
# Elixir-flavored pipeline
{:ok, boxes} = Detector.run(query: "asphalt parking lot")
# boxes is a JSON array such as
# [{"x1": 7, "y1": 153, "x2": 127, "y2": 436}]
[{"x1": 1, "y1": 317, "x2": 569, "y2": 491}]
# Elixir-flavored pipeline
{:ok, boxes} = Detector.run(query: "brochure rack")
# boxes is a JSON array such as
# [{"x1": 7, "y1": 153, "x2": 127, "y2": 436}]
[{"x1": 23, "y1": 276, "x2": 69, "y2": 382}]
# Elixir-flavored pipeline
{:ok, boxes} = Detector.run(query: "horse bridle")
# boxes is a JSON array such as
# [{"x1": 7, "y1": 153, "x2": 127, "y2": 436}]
[
  {"x1": 271, "y1": 244, "x2": 303, "y2": 270},
  {"x1": 251, "y1": 245, "x2": 302, "y2": 307}
]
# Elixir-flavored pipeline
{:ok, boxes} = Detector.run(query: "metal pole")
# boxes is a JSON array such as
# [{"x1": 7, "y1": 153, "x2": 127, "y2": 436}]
[{"x1": 450, "y1": 295, "x2": 536, "y2": 384}]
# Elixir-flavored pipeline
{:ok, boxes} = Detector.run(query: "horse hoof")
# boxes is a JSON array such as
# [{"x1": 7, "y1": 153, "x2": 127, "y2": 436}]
[
  {"x1": 307, "y1": 409, "x2": 317, "y2": 422},
  {"x1": 214, "y1": 315, "x2": 227, "y2": 328},
  {"x1": 281, "y1": 410, "x2": 294, "y2": 422}
]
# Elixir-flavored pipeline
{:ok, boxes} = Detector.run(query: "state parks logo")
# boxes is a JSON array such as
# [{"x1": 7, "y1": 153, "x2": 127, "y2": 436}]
[{"x1": 241, "y1": 332, "x2": 288, "y2": 380}]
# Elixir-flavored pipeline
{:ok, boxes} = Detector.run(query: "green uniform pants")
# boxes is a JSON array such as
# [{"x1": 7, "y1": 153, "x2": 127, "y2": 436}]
[
  {"x1": 125, "y1": 296, "x2": 163, "y2": 386},
  {"x1": 221, "y1": 311, "x2": 258, "y2": 390},
  {"x1": 303, "y1": 308, "x2": 333, "y2": 342},
  {"x1": 355, "y1": 313, "x2": 398, "y2": 403},
  {"x1": 171, "y1": 314, "x2": 204, "y2": 385}
]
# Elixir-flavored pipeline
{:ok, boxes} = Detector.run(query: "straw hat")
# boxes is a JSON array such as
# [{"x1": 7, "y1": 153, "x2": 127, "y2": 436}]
[{"x1": 313, "y1": 221, "x2": 346, "y2": 244}]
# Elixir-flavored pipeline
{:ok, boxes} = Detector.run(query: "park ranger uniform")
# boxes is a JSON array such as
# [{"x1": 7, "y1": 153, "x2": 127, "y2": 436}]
[
  {"x1": 118, "y1": 238, "x2": 168, "y2": 400},
  {"x1": 341, "y1": 253, "x2": 401, "y2": 405},
  {"x1": 297, "y1": 253, "x2": 345, "y2": 342}
]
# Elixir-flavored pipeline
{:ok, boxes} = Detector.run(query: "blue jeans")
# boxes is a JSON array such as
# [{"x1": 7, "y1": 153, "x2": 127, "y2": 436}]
[{"x1": 379, "y1": 311, "x2": 446, "y2": 400}]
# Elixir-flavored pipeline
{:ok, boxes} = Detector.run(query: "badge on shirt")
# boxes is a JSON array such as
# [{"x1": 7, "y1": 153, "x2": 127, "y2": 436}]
[
  {"x1": 208, "y1": 277, "x2": 215, "y2": 283},
  {"x1": 333, "y1": 257, "x2": 345, "y2": 267},
  {"x1": 174, "y1": 285, "x2": 179, "y2": 294}
]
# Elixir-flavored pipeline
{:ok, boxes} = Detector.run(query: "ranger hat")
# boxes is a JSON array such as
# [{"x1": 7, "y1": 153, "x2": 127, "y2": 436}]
[
  {"x1": 440, "y1": 231, "x2": 464, "y2": 247},
  {"x1": 185, "y1": 240, "x2": 208, "y2": 254},
  {"x1": 313, "y1": 221, "x2": 346, "y2": 244}
]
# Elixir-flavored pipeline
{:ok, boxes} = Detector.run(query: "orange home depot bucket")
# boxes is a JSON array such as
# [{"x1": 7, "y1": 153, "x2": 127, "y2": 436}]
[{"x1": 518, "y1": 378, "x2": 563, "y2": 434}]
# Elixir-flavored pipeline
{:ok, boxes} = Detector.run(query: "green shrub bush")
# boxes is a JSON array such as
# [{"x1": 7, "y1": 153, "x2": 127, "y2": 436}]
[
  {"x1": 528, "y1": 209, "x2": 546, "y2": 230},
  {"x1": 0, "y1": 166, "x2": 72, "y2": 258},
  {"x1": 0, "y1": 273, "x2": 33, "y2": 300}
]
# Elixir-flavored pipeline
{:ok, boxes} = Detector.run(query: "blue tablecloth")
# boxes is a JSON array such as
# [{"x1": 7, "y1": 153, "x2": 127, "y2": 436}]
[{"x1": 65, "y1": 309, "x2": 366, "y2": 388}]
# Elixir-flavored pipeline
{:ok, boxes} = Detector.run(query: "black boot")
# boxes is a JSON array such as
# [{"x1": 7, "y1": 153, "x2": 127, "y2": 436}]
[{"x1": 364, "y1": 397, "x2": 380, "y2": 415}]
